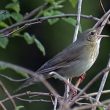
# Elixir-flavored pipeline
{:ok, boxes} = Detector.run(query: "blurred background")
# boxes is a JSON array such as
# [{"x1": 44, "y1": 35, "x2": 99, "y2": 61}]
[{"x1": 0, "y1": 0, "x2": 110, "y2": 110}]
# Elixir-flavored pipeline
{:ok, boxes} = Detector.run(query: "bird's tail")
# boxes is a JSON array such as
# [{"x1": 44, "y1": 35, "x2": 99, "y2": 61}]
[{"x1": 14, "y1": 77, "x2": 40, "y2": 93}]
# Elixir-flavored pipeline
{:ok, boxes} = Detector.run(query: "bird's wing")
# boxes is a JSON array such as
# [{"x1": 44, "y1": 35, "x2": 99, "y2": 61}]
[
  {"x1": 16, "y1": 43, "x2": 85, "y2": 91},
  {"x1": 37, "y1": 43, "x2": 84, "y2": 74}
]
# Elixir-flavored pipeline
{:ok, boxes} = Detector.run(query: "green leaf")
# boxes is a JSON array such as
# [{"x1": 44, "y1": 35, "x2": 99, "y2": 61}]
[
  {"x1": 23, "y1": 33, "x2": 45, "y2": 55},
  {"x1": 0, "y1": 10, "x2": 10, "y2": 21},
  {"x1": 44, "y1": 10, "x2": 62, "y2": 25},
  {"x1": 0, "y1": 21, "x2": 8, "y2": 28},
  {"x1": 62, "y1": 17, "x2": 76, "y2": 26},
  {"x1": 97, "y1": 107, "x2": 104, "y2": 110},
  {"x1": 63, "y1": 18, "x2": 82, "y2": 32},
  {"x1": 5, "y1": 2, "x2": 20, "y2": 13},
  {"x1": 23, "y1": 32, "x2": 34, "y2": 44},
  {"x1": 48, "y1": 18, "x2": 59, "y2": 25},
  {"x1": 52, "y1": 0, "x2": 64, "y2": 9},
  {"x1": 0, "y1": 36, "x2": 8, "y2": 48},
  {"x1": 11, "y1": 12, "x2": 23, "y2": 22},
  {"x1": 15, "y1": 106, "x2": 24, "y2": 110},
  {"x1": 34, "y1": 36, "x2": 45, "y2": 56},
  {"x1": 69, "y1": 0, "x2": 77, "y2": 8}
]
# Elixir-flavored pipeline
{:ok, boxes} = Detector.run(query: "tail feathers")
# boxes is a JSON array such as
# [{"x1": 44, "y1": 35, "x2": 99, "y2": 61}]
[{"x1": 14, "y1": 78, "x2": 39, "y2": 93}]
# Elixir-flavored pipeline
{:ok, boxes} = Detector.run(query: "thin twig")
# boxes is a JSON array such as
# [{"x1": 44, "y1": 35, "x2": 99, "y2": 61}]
[
  {"x1": 23, "y1": 2, "x2": 49, "y2": 20},
  {"x1": 73, "y1": 0, "x2": 83, "y2": 42},
  {"x1": 102, "y1": 99, "x2": 110, "y2": 105},
  {"x1": 1, "y1": 91, "x2": 50, "y2": 103},
  {"x1": 73, "y1": 103, "x2": 103, "y2": 110},
  {"x1": 92, "y1": 58, "x2": 110, "y2": 110},
  {"x1": 0, "y1": 14, "x2": 99, "y2": 36},
  {"x1": 100, "y1": 0, "x2": 106, "y2": 13},
  {"x1": 16, "y1": 97, "x2": 51, "y2": 103},
  {"x1": 0, "y1": 80, "x2": 16, "y2": 109},
  {"x1": 0, "y1": 101, "x2": 7, "y2": 110},
  {"x1": 64, "y1": 79, "x2": 70, "y2": 99},
  {"x1": 81, "y1": 89, "x2": 110, "y2": 98},
  {"x1": 53, "y1": 97, "x2": 58, "y2": 110},
  {"x1": 2, "y1": 20, "x2": 42, "y2": 37},
  {"x1": 49, "y1": 72, "x2": 80, "y2": 92}
]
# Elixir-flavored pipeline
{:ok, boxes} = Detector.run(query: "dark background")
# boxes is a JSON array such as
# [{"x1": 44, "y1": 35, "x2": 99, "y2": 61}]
[{"x1": 0, "y1": 0, "x2": 110, "y2": 110}]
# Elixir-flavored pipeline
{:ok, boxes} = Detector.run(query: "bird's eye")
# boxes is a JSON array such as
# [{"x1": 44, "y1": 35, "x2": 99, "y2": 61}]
[
  {"x1": 87, "y1": 30, "x2": 96, "y2": 41},
  {"x1": 90, "y1": 29, "x2": 97, "y2": 35},
  {"x1": 90, "y1": 31, "x2": 95, "y2": 35}
]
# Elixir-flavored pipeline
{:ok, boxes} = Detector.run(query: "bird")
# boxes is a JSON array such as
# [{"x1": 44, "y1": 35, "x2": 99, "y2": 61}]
[{"x1": 17, "y1": 10, "x2": 110, "y2": 91}]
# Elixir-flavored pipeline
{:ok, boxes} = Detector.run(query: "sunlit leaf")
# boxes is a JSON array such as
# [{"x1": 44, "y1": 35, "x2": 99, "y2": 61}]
[
  {"x1": 34, "y1": 36, "x2": 45, "y2": 56},
  {"x1": 0, "y1": 21, "x2": 8, "y2": 28},
  {"x1": 15, "y1": 106, "x2": 24, "y2": 110},
  {"x1": 62, "y1": 17, "x2": 76, "y2": 26},
  {"x1": 97, "y1": 107, "x2": 104, "y2": 110},
  {"x1": 5, "y1": 2, "x2": 20, "y2": 13},
  {"x1": 23, "y1": 33, "x2": 45, "y2": 55},
  {"x1": 11, "y1": 12, "x2": 23, "y2": 21},
  {"x1": 44, "y1": 10, "x2": 62, "y2": 25},
  {"x1": 52, "y1": 1, "x2": 64, "y2": 9},
  {"x1": 23, "y1": 32, "x2": 34, "y2": 44}
]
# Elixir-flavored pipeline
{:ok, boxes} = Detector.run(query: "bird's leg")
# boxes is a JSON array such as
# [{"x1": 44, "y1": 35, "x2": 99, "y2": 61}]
[
  {"x1": 75, "y1": 74, "x2": 85, "y2": 87},
  {"x1": 67, "y1": 74, "x2": 85, "y2": 100},
  {"x1": 64, "y1": 78, "x2": 70, "y2": 100}
]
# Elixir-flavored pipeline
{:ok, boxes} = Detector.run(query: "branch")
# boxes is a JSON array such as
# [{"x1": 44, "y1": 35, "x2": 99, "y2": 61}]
[
  {"x1": 73, "y1": 0, "x2": 83, "y2": 42},
  {"x1": 81, "y1": 90, "x2": 110, "y2": 98},
  {"x1": 0, "y1": 61, "x2": 60, "y2": 99},
  {"x1": 16, "y1": 97, "x2": 51, "y2": 103},
  {"x1": 73, "y1": 103, "x2": 102, "y2": 110},
  {"x1": 49, "y1": 72, "x2": 80, "y2": 92},
  {"x1": 0, "y1": 101, "x2": 7, "y2": 110},
  {"x1": 0, "y1": 14, "x2": 99, "y2": 36},
  {"x1": 0, "y1": 80, "x2": 16, "y2": 109},
  {"x1": 70, "y1": 58, "x2": 110, "y2": 106},
  {"x1": 53, "y1": 97, "x2": 58, "y2": 110},
  {"x1": 1, "y1": 91, "x2": 50, "y2": 103}
]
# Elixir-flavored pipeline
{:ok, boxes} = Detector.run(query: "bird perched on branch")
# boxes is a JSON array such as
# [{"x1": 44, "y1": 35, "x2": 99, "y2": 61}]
[{"x1": 17, "y1": 10, "x2": 110, "y2": 91}]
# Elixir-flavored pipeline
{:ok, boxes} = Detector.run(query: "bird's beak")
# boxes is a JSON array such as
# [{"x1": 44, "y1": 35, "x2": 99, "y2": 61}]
[
  {"x1": 97, "y1": 35, "x2": 109, "y2": 39},
  {"x1": 93, "y1": 10, "x2": 110, "y2": 36}
]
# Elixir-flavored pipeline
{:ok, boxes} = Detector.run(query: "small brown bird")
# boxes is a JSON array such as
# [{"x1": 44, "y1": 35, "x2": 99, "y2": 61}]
[{"x1": 17, "y1": 10, "x2": 110, "y2": 91}]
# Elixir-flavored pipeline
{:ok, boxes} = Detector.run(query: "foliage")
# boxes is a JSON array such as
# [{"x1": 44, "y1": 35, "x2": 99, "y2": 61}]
[{"x1": 0, "y1": 0, "x2": 77, "y2": 51}]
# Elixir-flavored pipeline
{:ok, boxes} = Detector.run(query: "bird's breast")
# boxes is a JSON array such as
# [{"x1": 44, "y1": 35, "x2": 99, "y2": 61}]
[{"x1": 80, "y1": 42, "x2": 100, "y2": 69}]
